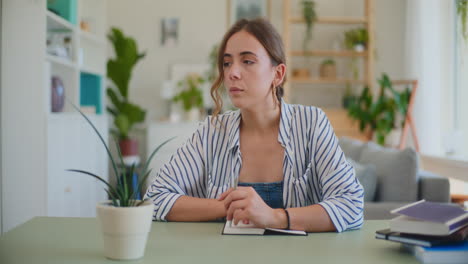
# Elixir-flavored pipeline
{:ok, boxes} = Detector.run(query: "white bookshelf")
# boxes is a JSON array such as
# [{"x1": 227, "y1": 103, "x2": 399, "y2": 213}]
[{"x1": 1, "y1": 0, "x2": 109, "y2": 232}]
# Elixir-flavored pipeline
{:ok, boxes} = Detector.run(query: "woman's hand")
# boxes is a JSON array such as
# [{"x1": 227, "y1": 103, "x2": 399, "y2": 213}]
[{"x1": 218, "y1": 187, "x2": 279, "y2": 228}]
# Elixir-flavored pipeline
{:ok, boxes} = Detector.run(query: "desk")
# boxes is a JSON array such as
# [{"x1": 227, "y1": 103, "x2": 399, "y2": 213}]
[{"x1": 0, "y1": 217, "x2": 418, "y2": 264}]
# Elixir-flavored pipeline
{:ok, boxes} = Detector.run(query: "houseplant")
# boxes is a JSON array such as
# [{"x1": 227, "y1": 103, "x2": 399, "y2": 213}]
[
  {"x1": 347, "y1": 73, "x2": 411, "y2": 145},
  {"x1": 172, "y1": 73, "x2": 205, "y2": 121},
  {"x1": 106, "y1": 27, "x2": 146, "y2": 165},
  {"x1": 302, "y1": 0, "x2": 317, "y2": 52},
  {"x1": 344, "y1": 27, "x2": 368, "y2": 51},
  {"x1": 293, "y1": 0, "x2": 317, "y2": 78},
  {"x1": 319, "y1": 58, "x2": 336, "y2": 79},
  {"x1": 68, "y1": 103, "x2": 173, "y2": 260}
]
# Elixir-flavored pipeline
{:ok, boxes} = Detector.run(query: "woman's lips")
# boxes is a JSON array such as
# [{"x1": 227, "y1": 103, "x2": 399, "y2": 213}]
[{"x1": 229, "y1": 87, "x2": 243, "y2": 94}]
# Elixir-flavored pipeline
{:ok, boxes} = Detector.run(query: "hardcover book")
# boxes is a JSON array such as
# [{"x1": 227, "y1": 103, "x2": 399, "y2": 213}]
[{"x1": 389, "y1": 200, "x2": 468, "y2": 236}]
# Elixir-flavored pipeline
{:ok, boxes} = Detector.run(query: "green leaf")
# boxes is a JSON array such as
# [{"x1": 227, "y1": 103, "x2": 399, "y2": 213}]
[
  {"x1": 69, "y1": 102, "x2": 120, "y2": 179},
  {"x1": 115, "y1": 114, "x2": 130, "y2": 139}
]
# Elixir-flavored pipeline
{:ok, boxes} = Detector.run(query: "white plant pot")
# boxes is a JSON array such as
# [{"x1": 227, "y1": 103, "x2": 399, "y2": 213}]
[
  {"x1": 354, "y1": 44, "x2": 365, "y2": 52},
  {"x1": 186, "y1": 108, "x2": 201, "y2": 121},
  {"x1": 96, "y1": 200, "x2": 154, "y2": 260}
]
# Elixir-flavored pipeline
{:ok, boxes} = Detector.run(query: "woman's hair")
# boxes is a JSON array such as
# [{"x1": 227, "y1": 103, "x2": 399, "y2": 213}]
[{"x1": 210, "y1": 18, "x2": 287, "y2": 119}]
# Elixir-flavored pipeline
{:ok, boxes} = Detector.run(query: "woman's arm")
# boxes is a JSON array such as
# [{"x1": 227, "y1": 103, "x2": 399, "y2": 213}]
[
  {"x1": 166, "y1": 196, "x2": 226, "y2": 221},
  {"x1": 145, "y1": 119, "x2": 209, "y2": 221},
  {"x1": 311, "y1": 109, "x2": 364, "y2": 232},
  {"x1": 269, "y1": 205, "x2": 336, "y2": 232},
  {"x1": 220, "y1": 187, "x2": 336, "y2": 232}
]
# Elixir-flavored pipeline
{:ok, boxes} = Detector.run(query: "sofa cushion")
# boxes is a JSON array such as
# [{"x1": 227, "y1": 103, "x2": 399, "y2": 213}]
[
  {"x1": 359, "y1": 142, "x2": 419, "y2": 202},
  {"x1": 339, "y1": 137, "x2": 366, "y2": 161},
  {"x1": 348, "y1": 158, "x2": 377, "y2": 202}
]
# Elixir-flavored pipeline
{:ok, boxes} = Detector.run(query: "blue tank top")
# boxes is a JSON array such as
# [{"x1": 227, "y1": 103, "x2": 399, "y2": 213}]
[{"x1": 237, "y1": 181, "x2": 284, "y2": 209}]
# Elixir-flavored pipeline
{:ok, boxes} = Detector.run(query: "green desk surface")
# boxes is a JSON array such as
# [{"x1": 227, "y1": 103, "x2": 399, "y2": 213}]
[{"x1": 0, "y1": 217, "x2": 418, "y2": 264}]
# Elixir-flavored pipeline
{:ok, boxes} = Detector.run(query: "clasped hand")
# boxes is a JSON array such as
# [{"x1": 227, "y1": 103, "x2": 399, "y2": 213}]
[{"x1": 218, "y1": 187, "x2": 275, "y2": 228}]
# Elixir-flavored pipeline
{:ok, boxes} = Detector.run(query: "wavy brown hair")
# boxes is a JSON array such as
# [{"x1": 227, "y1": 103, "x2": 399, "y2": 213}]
[{"x1": 210, "y1": 18, "x2": 287, "y2": 120}]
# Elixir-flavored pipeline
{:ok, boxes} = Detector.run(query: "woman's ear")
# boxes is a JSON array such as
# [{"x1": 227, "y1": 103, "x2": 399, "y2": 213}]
[{"x1": 274, "y1": 64, "x2": 286, "y2": 86}]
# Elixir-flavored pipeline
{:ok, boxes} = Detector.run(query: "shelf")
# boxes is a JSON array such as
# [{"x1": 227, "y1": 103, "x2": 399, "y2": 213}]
[
  {"x1": 46, "y1": 10, "x2": 75, "y2": 31},
  {"x1": 291, "y1": 78, "x2": 366, "y2": 85},
  {"x1": 46, "y1": 54, "x2": 76, "y2": 69},
  {"x1": 79, "y1": 30, "x2": 106, "y2": 45},
  {"x1": 290, "y1": 16, "x2": 367, "y2": 24},
  {"x1": 290, "y1": 50, "x2": 367, "y2": 57}
]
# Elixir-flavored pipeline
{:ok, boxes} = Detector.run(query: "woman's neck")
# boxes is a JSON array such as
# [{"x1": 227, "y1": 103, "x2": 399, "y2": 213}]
[{"x1": 240, "y1": 100, "x2": 281, "y2": 134}]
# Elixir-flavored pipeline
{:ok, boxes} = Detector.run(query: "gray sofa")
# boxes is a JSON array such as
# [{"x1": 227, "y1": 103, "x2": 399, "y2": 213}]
[{"x1": 339, "y1": 137, "x2": 450, "y2": 220}]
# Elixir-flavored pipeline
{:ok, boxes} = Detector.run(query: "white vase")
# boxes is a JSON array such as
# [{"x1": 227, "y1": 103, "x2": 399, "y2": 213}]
[
  {"x1": 186, "y1": 108, "x2": 201, "y2": 121},
  {"x1": 96, "y1": 200, "x2": 154, "y2": 260},
  {"x1": 354, "y1": 44, "x2": 365, "y2": 52}
]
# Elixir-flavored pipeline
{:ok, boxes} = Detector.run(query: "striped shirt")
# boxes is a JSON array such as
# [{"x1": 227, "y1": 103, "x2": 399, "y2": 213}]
[{"x1": 145, "y1": 100, "x2": 364, "y2": 232}]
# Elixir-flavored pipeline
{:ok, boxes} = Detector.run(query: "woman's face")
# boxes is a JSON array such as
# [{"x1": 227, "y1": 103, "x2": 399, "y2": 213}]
[{"x1": 223, "y1": 30, "x2": 280, "y2": 110}]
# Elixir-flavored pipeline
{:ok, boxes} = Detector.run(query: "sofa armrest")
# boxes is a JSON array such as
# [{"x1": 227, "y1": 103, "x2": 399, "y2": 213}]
[{"x1": 418, "y1": 170, "x2": 450, "y2": 202}]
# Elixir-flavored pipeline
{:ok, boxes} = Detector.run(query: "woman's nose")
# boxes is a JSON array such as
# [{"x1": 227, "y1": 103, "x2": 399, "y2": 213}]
[{"x1": 227, "y1": 63, "x2": 241, "y2": 80}]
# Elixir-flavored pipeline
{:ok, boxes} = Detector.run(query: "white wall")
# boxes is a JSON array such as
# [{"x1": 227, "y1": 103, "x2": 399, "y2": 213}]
[
  {"x1": 106, "y1": 0, "x2": 406, "y2": 117},
  {"x1": 106, "y1": 0, "x2": 227, "y2": 122},
  {"x1": 1, "y1": 0, "x2": 47, "y2": 232}
]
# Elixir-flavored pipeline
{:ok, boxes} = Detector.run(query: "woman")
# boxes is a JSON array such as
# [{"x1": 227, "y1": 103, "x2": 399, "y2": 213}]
[{"x1": 145, "y1": 18, "x2": 364, "y2": 233}]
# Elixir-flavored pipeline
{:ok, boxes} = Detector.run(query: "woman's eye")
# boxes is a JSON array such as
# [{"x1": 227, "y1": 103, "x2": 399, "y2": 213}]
[
  {"x1": 244, "y1": 60, "x2": 254, "y2": 65},
  {"x1": 223, "y1": 62, "x2": 231, "y2": 67}
]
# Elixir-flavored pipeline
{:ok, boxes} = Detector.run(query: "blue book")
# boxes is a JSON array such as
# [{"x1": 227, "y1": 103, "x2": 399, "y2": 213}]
[
  {"x1": 390, "y1": 200, "x2": 468, "y2": 236},
  {"x1": 413, "y1": 241, "x2": 468, "y2": 264}
]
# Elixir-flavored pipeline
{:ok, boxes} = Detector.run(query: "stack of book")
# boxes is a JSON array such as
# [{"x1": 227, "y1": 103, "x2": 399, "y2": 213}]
[{"x1": 375, "y1": 200, "x2": 468, "y2": 264}]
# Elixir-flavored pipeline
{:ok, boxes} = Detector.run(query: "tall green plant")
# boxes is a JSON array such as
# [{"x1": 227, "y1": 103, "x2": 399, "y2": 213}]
[
  {"x1": 68, "y1": 103, "x2": 174, "y2": 207},
  {"x1": 106, "y1": 27, "x2": 147, "y2": 140},
  {"x1": 347, "y1": 73, "x2": 411, "y2": 145},
  {"x1": 457, "y1": 0, "x2": 468, "y2": 41}
]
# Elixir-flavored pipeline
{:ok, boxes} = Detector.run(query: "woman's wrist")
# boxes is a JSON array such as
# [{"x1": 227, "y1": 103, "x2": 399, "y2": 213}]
[{"x1": 270, "y1": 208, "x2": 288, "y2": 229}]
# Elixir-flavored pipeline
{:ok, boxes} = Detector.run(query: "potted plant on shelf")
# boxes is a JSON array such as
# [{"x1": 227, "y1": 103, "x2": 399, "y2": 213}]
[
  {"x1": 347, "y1": 73, "x2": 411, "y2": 145},
  {"x1": 68, "y1": 104, "x2": 173, "y2": 260},
  {"x1": 292, "y1": 0, "x2": 317, "y2": 79},
  {"x1": 172, "y1": 73, "x2": 205, "y2": 121},
  {"x1": 319, "y1": 58, "x2": 336, "y2": 79},
  {"x1": 344, "y1": 27, "x2": 368, "y2": 52},
  {"x1": 106, "y1": 27, "x2": 146, "y2": 166}
]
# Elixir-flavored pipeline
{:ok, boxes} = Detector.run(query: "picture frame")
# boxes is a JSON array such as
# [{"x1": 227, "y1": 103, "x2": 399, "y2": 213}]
[
  {"x1": 227, "y1": 0, "x2": 271, "y2": 28},
  {"x1": 161, "y1": 18, "x2": 179, "y2": 47}
]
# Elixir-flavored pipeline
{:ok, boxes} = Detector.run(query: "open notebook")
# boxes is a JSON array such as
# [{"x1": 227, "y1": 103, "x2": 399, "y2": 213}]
[{"x1": 222, "y1": 220, "x2": 307, "y2": 236}]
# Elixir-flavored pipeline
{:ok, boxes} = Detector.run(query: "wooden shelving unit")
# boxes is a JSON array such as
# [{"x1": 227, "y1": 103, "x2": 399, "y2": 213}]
[{"x1": 282, "y1": 0, "x2": 375, "y2": 99}]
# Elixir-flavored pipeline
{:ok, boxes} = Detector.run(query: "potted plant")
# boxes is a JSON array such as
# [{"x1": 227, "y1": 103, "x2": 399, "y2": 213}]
[
  {"x1": 68, "y1": 104, "x2": 173, "y2": 260},
  {"x1": 319, "y1": 58, "x2": 336, "y2": 79},
  {"x1": 347, "y1": 73, "x2": 411, "y2": 145},
  {"x1": 172, "y1": 73, "x2": 205, "y2": 121},
  {"x1": 302, "y1": 0, "x2": 317, "y2": 52},
  {"x1": 106, "y1": 27, "x2": 146, "y2": 166},
  {"x1": 344, "y1": 27, "x2": 368, "y2": 52},
  {"x1": 292, "y1": 0, "x2": 317, "y2": 79}
]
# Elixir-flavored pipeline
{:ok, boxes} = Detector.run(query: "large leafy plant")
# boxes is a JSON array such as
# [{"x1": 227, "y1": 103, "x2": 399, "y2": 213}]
[
  {"x1": 347, "y1": 73, "x2": 411, "y2": 145},
  {"x1": 68, "y1": 104, "x2": 173, "y2": 207},
  {"x1": 106, "y1": 27, "x2": 146, "y2": 140}
]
